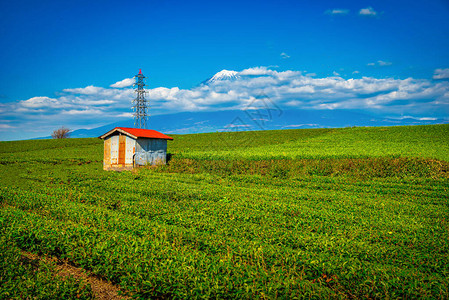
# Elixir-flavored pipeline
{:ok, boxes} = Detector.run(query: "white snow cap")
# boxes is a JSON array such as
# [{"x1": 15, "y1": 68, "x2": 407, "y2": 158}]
[{"x1": 206, "y1": 70, "x2": 240, "y2": 84}]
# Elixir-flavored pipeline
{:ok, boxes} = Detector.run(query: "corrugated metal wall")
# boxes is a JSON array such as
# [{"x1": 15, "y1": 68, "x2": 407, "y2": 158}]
[
  {"x1": 103, "y1": 134, "x2": 136, "y2": 170},
  {"x1": 104, "y1": 135, "x2": 167, "y2": 169},
  {"x1": 135, "y1": 138, "x2": 167, "y2": 166},
  {"x1": 110, "y1": 135, "x2": 119, "y2": 165},
  {"x1": 103, "y1": 138, "x2": 111, "y2": 167},
  {"x1": 125, "y1": 136, "x2": 135, "y2": 165}
]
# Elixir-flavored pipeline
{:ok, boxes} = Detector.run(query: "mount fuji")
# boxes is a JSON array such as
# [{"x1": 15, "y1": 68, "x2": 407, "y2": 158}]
[{"x1": 202, "y1": 70, "x2": 240, "y2": 84}]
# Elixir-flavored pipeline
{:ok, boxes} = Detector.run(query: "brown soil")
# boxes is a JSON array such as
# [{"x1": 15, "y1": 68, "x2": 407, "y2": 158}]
[{"x1": 21, "y1": 251, "x2": 130, "y2": 300}]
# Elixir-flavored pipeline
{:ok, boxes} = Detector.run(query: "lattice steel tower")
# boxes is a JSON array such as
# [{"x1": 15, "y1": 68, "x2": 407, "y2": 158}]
[{"x1": 133, "y1": 69, "x2": 148, "y2": 128}]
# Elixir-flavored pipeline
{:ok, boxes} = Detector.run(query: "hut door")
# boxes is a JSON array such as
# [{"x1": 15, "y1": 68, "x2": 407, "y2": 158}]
[
  {"x1": 104, "y1": 138, "x2": 111, "y2": 165},
  {"x1": 118, "y1": 135, "x2": 126, "y2": 165}
]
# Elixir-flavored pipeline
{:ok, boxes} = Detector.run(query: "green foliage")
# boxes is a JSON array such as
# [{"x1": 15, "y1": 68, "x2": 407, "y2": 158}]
[
  {"x1": 170, "y1": 124, "x2": 449, "y2": 161},
  {"x1": 161, "y1": 156, "x2": 449, "y2": 179},
  {"x1": 0, "y1": 124, "x2": 448, "y2": 298},
  {"x1": 0, "y1": 236, "x2": 94, "y2": 299}
]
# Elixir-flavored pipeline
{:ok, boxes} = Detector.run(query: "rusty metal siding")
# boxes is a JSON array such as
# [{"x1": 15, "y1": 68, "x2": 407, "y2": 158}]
[
  {"x1": 103, "y1": 137, "x2": 111, "y2": 168},
  {"x1": 118, "y1": 135, "x2": 126, "y2": 165},
  {"x1": 135, "y1": 138, "x2": 167, "y2": 166},
  {"x1": 103, "y1": 134, "x2": 167, "y2": 170},
  {"x1": 110, "y1": 135, "x2": 119, "y2": 165},
  {"x1": 125, "y1": 136, "x2": 135, "y2": 165}
]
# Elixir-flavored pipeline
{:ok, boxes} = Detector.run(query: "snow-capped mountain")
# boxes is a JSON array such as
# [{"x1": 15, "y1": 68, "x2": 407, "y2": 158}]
[{"x1": 203, "y1": 70, "x2": 240, "y2": 84}]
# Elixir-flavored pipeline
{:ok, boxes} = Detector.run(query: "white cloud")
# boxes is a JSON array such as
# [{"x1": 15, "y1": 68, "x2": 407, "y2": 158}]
[
  {"x1": 395, "y1": 116, "x2": 438, "y2": 121},
  {"x1": 326, "y1": 9, "x2": 349, "y2": 15},
  {"x1": 0, "y1": 124, "x2": 15, "y2": 130},
  {"x1": 110, "y1": 78, "x2": 135, "y2": 88},
  {"x1": 63, "y1": 109, "x2": 103, "y2": 115},
  {"x1": 226, "y1": 124, "x2": 251, "y2": 128},
  {"x1": 20, "y1": 97, "x2": 61, "y2": 108},
  {"x1": 77, "y1": 99, "x2": 115, "y2": 105},
  {"x1": 353, "y1": 71, "x2": 360, "y2": 74},
  {"x1": 239, "y1": 66, "x2": 276, "y2": 76},
  {"x1": 2, "y1": 67, "x2": 448, "y2": 137},
  {"x1": 63, "y1": 85, "x2": 103, "y2": 95},
  {"x1": 433, "y1": 68, "x2": 449, "y2": 80},
  {"x1": 359, "y1": 7, "x2": 377, "y2": 16},
  {"x1": 367, "y1": 60, "x2": 392, "y2": 67},
  {"x1": 117, "y1": 112, "x2": 134, "y2": 118},
  {"x1": 283, "y1": 124, "x2": 319, "y2": 128},
  {"x1": 378, "y1": 60, "x2": 392, "y2": 66},
  {"x1": 333, "y1": 71, "x2": 340, "y2": 76},
  {"x1": 280, "y1": 52, "x2": 290, "y2": 59}
]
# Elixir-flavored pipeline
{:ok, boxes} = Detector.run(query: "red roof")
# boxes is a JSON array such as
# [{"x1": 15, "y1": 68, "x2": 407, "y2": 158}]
[{"x1": 100, "y1": 127, "x2": 173, "y2": 140}]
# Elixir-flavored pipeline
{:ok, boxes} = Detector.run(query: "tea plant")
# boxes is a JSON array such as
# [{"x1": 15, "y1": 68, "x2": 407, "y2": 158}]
[
  {"x1": 0, "y1": 124, "x2": 448, "y2": 298},
  {"x1": 0, "y1": 236, "x2": 94, "y2": 299}
]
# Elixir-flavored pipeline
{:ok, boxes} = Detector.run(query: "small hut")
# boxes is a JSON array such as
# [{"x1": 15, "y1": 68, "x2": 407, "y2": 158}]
[{"x1": 100, "y1": 127, "x2": 173, "y2": 171}]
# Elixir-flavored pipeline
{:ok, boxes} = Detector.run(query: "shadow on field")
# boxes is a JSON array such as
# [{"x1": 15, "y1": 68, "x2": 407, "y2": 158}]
[{"x1": 166, "y1": 153, "x2": 174, "y2": 164}]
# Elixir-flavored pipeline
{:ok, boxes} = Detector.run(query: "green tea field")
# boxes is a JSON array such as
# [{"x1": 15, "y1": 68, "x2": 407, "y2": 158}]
[{"x1": 1, "y1": 124, "x2": 448, "y2": 299}]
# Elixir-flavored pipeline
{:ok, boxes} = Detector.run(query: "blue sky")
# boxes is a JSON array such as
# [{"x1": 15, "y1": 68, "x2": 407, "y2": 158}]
[{"x1": 1, "y1": 0, "x2": 449, "y2": 140}]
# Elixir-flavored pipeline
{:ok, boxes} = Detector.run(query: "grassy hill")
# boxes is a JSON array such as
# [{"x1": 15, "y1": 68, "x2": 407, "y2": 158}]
[
  {"x1": 1, "y1": 124, "x2": 448, "y2": 299},
  {"x1": 170, "y1": 124, "x2": 449, "y2": 160}
]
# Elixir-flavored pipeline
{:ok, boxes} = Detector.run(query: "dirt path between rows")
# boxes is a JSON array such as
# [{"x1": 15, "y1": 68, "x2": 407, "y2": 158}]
[{"x1": 21, "y1": 251, "x2": 130, "y2": 300}]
